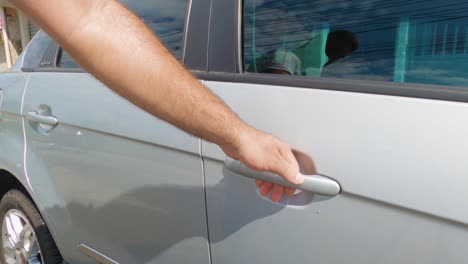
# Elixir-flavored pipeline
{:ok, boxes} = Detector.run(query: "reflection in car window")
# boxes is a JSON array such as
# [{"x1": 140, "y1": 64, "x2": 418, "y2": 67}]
[
  {"x1": 59, "y1": 50, "x2": 80, "y2": 68},
  {"x1": 244, "y1": 0, "x2": 468, "y2": 87},
  {"x1": 58, "y1": 0, "x2": 189, "y2": 68},
  {"x1": 121, "y1": 0, "x2": 189, "y2": 60}
]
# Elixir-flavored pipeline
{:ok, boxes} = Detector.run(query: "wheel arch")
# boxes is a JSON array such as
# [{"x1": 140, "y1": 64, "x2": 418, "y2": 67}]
[
  {"x1": 0, "y1": 169, "x2": 70, "y2": 262},
  {"x1": 0, "y1": 169, "x2": 31, "y2": 202}
]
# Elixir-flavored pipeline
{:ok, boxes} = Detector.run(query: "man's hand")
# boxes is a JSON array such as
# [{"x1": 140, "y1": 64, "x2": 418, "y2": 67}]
[
  {"x1": 222, "y1": 126, "x2": 304, "y2": 202},
  {"x1": 12, "y1": 0, "x2": 303, "y2": 202}
]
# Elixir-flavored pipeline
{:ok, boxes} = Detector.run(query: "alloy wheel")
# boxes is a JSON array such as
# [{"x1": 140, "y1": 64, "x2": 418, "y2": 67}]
[{"x1": 2, "y1": 210, "x2": 43, "y2": 264}]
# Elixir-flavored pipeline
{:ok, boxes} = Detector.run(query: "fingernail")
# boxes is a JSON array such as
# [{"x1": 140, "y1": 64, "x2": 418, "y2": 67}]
[{"x1": 295, "y1": 172, "x2": 304, "y2": 184}]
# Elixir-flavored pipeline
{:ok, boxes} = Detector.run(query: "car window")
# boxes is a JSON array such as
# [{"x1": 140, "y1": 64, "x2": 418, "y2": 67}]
[
  {"x1": 58, "y1": 0, "x2": 189, "y2": 68},
  {"x1": 58, "y1": 50, "x2": 80, "y2": 68},
  {"x1": 244, "y1": 0, "x2": 468, "y2": 88}
]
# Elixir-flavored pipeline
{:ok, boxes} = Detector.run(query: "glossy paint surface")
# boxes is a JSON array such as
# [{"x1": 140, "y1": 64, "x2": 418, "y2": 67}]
[
  {"x1": 21, "y1": 73, "x2": 209, "y2": 263},
  {"x1": 2, "y1": 1, "x2": 468, "y2": 261},
  {"x1": 0, "y1": 73, "x2": 30, "y2": 192},
  {"x1": 203, "y1": 81, "x2": 468, "y2": 264}
]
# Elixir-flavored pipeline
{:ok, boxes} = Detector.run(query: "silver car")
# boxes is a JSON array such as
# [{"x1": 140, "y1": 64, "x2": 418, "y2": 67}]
[{"x1": 1, "y1": 0, "x2": 468, "y2": 263}]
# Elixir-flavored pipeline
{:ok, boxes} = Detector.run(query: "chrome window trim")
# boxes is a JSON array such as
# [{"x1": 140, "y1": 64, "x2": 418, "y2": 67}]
[
  {"x1": 237, "y1": 0, "x2": 243, "y2": 73},
  {"x1": 182, "y1": 0, "x2": 194, "y2": 64}
]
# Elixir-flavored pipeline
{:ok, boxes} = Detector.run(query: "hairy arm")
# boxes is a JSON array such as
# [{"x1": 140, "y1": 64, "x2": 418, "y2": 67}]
[
  {"x1": 14, "y1": 0, "x2": 245, "y2": 150},
  {"x1": 12, "y1": 0, "x2": 303, "y2": 201}
]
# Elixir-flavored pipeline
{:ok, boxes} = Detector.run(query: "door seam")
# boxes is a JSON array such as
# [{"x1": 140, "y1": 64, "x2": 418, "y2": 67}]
[
  {"x1": 200, "y1": 138, "x2": 213, "y2": 264},
  {"x1": 21, "y1": 73, "x2": 33, "y2": 190}
]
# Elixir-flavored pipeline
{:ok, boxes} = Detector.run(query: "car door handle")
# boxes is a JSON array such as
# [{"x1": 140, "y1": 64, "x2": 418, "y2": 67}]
[
  {"x1": 27, "y1": 111, "x2": 58, "y2": 126},
  {"x1": 225, "y1": 158, "x2": 341, "y2": 196}
]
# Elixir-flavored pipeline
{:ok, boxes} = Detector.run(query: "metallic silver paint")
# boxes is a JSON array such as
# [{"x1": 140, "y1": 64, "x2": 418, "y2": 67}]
[
  {"x1": 0, "y1": 74, "x2": 32, "y2": 196},
  {"x1": 77, "y1": 244, "x2": 118, "y2": 264},
  {"x1": 21, "y1": 73, "x2": 210, "y2": 263},
  {"x1": 26, "y1": 111, "x2": 58, "y2": 127},
  {"x1": 202, "y1": 80, "x2": 468, "y2": 264},
  {"x1": 1, "y1": 11, "x2": 467, "y2": 263},
  {"x1": 0, "y1": 89, "x2": 3, "y2": 113},
  {"x1": 225, "y1": 157, "x2": 341, "y2": 196},
  {"x1": 0, "y1": 74, "x2": 54, "y2": 263}
]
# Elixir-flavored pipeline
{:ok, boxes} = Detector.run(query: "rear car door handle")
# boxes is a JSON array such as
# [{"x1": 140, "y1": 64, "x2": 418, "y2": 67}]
[
  {"x1": 27, "y1": 111, "x2": 58, "y2": 126},
  {"x1": 225, "y1": 158, "x2": 341, "y2": 196}
]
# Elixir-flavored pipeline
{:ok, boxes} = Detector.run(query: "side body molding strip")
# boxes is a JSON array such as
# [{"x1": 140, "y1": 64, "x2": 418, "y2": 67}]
[
  {"x1": 0, "y1": 89, "x2": 3, "y2": 114},
  {"x1": 77, "y1": 244, "x2": 119, "y2": 264}
]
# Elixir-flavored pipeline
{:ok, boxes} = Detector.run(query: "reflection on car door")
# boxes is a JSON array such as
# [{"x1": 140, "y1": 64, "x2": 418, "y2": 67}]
[
  {"x1": 22, "y1": 73, "x2": 210, "y2": 263},
  {"x1": 202, "y1": 81, "x2": 468, "y2": 264}
]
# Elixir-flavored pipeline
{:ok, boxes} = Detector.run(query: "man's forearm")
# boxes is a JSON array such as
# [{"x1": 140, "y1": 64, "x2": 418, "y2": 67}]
[
  {"x1": 13, "y1": 0, "x2": 304, "y2": 200},
  {"x1": 12, "y1": 0, "x2": 248, "y2": 150}
]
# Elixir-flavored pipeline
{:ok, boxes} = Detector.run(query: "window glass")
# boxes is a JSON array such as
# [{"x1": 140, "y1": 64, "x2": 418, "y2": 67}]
[
  {"x1": 58, "y1": 50, "x2": 79, "y2": 68},
  {"x1": 244, "y1": 0, "x2": 468, "y2": 87},
  {"x1": 120, "y1": 0, "x2": 189, "y2": 60},
  {"x1": 58, "y1": 0, "x2": 189, "y2": 68}
]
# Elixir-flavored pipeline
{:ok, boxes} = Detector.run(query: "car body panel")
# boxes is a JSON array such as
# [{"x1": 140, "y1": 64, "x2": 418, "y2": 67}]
[
  {"x1": 1, "y1": 0, "x2": 468, "y2": 262},
  {"x1": 202, "y1": 80, "x2": 468, "y2": 264},
  {"x1": 0, "y1": 73, "x2": 29, "y2": 189},
  {"x1": 21, "y1": 73, "x2": 210, "y2": 263}
]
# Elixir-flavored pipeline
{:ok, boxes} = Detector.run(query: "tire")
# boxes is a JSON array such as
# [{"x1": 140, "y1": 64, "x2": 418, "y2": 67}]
[{"x1": 0, "y1": 190, "x2": 63, "y2": 264}]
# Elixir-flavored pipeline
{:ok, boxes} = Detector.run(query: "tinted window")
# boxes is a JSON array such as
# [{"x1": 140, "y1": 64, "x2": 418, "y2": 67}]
[
  {"x1": 58, "y1": 0, "x2": 189, "y2": 68},
  {"x1": 244, "y1": 0, "x2": 468, "y2": 87},
  {"x1": 121, "y1": 0, "x2": 189, "y2": 60},
  {"x1": 58, "y1": 50, "x2": 80, "y2": 68}
]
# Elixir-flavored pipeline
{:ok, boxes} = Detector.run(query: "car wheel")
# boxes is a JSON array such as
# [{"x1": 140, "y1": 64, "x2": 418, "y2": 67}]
[{"x1": 0, "y1": 190, "x2": 63, "y2": 264}]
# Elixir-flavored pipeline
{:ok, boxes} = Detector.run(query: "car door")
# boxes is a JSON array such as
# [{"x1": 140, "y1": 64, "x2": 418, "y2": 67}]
[
  {"x1": 202, "y1": 0, "x2": 468, "y2": 263},
  {"x1": 0, "y1": 73, "x2": 30, "y2": 193},
  {"x1": 21, "y1": 1, "x2": 211, "y2": 263}
]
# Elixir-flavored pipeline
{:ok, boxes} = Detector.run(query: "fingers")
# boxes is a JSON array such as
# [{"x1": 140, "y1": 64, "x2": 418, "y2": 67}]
[
  {"x1": 231, "y1": 129, "x2": 304, "y2": 202},
  {"x1": 270, "y1": 184, "x2": 284, "y2": 202},
  {"x1": 257, "y1": 142, "x2": 303, "y2": 201},
  {"x1": 257, "y1": 182, "x2": 288, "y2": 202},
  {"x1": 256, "y1": 180, "x2": 263, "y2": 187},
  {"x1": 285, "y1": 187, "x2": 295, "y2": 197},
  {"x1": 272, "y1": 146, "x2": 304, "y2": 185},
  {"x1": 259, "y1": 182, "x2": 272, "y2": 197}
]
